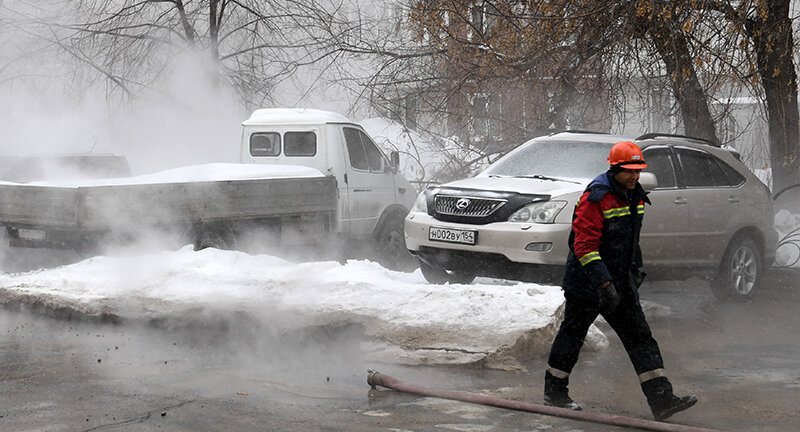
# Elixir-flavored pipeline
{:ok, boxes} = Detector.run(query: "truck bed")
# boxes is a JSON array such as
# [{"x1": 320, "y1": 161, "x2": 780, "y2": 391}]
[{"x1": 0, "y1": 176, "x2": 337, "y2": 231}]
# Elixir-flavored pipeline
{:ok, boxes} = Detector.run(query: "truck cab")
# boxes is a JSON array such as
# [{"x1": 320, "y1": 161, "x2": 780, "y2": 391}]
[{"x1": 240, "y1": 108, "x2": 416, "y2": 269}]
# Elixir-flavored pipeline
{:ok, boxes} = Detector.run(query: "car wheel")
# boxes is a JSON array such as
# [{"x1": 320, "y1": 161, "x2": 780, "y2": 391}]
[
  {"x1": 419, "y1": 259, "x2": 476, "y2": 285},
  {"x1": 710, "y1": 237, "x2": 761, "y2": 301},
  {"x1": 376, "y1": 214, "x2": 416, "y2": 271},
  {"x1": 193, "y1": 223, "x2": 236, "y2": 251}
]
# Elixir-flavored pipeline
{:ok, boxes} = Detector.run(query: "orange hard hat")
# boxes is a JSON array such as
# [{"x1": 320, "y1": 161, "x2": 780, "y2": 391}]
[{"x1": 607, "y1": 141, "x2": 647, "y2": 169}]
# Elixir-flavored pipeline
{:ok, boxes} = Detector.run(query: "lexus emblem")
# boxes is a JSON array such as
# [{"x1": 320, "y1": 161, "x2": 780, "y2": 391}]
[{"x1": 456, "y1": 198, "x2": 471, "y2": 210}]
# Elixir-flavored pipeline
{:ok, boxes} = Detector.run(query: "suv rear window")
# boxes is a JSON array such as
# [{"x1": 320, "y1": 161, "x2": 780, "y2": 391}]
[{"x1": 676, "y1": 147, "x2": 744, "y2": 187}]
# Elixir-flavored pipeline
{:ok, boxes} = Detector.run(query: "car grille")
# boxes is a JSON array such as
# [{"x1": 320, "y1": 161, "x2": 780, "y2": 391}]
[{"x1": 434, "y1": 195, "x2": 506, "y2": 217}]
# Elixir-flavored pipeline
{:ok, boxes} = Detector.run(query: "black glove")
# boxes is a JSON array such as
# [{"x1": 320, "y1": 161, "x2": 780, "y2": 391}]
[
  {"x1": 632, "y1": 268, "x2": 647, "y2": 288},
  {"x1": 598, "y1": 282, "x2": 620, "y2": 313}
]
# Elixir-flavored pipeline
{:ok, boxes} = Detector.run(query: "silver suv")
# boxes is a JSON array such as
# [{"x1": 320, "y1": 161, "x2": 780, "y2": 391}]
[{"x1": 405, "y1": 132, "x2": 778, "y2": 300}]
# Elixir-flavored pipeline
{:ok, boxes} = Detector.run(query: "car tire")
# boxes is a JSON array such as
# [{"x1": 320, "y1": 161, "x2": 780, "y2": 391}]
[
  {"x1": 376, "y1": 213, "x2": 417, "y2": 271},
  {"x1": 419, "y1": 259, "x2": 476, "y2": 285},
  {"x1": 710, "y1": 237, "x2": 761, "y2": 301}
]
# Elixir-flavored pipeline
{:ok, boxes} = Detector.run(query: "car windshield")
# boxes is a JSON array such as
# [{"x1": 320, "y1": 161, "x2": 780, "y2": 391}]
[{"x1": 481, "y1": 139, "x2": 614, "y2": 180}]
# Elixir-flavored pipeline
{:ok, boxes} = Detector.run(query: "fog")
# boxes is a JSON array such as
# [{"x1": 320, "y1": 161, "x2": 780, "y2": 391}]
[
  {"x1": 0, "y1": 4, "x2": 386, "y2": 176},
  {"x1": 0, "y1": 12, "x2": 388, "y2": 415},
  {"x1": 0, "y1": 52, "x2": 246, "y2": 174},
  {"x1": 1, "y1": 3, "x2": 800, "y2": 430}
]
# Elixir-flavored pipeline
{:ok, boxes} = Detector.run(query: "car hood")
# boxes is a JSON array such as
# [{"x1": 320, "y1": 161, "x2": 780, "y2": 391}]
[{"x1": 443, "y1": 176, "x2": 588, "y2": 198}]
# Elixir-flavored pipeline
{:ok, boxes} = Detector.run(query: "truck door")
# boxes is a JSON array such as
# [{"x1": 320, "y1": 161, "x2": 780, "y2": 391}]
[{"x1": 342, "y1": 127, "x2": 395, "y2": 235}]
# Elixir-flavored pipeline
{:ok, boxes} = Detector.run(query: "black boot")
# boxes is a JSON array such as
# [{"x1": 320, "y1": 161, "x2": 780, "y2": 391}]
[
  {"x1": 543, "y1": 371, "x2": 582, "y2": 410},
  {"x1": 642, "y1": 377, "x2": 697, "y2": 421}
]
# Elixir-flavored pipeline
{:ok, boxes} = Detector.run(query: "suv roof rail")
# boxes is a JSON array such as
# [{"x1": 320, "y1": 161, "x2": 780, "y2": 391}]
[
  {"x1": 550, "y1": 130, "x2": 611, "y2": 135},
  {"x1": 635, "y1": 132, "x2": 721, "y2": 147}
]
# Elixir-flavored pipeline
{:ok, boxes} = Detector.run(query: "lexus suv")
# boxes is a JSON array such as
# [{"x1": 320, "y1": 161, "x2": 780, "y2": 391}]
[{"x1": 405, "y1": 132, "x2": 777, "y2": 301}]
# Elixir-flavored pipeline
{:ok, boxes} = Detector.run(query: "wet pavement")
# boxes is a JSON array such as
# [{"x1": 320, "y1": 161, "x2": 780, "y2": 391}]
[{"x1": 1, "y1": 262, "x2": 799, "y2": 431}]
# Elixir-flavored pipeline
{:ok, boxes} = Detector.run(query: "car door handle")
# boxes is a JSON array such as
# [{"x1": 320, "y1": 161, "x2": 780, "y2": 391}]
[
  {"x1": 728, "y1": 196, "x2": 740, "y2": 203},
  {"x1": 352, "y1": 189, "x2": 372, "y2": 192},
  {"x1": 674, "y1": 198, "x2": 688, "y2": 205}
]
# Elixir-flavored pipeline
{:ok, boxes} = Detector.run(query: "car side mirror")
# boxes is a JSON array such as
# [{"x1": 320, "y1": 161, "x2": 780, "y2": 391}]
[
  {"x1": 639, "y1": 172, "x2": 658, "y2": 191},
  {"x1": 389, "y1": 150, "x2": 400, "y2": 174}
]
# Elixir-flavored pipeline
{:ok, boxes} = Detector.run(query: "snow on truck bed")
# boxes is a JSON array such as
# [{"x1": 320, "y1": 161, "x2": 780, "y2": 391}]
[{"x1": 0, "y1": 163, "x2": 325, "y2": 188}]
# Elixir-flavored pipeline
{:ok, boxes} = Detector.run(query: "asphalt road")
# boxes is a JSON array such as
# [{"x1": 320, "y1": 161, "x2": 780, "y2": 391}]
[{"x1": 1, "y1": 266, "x2": 799, "y2": 432}]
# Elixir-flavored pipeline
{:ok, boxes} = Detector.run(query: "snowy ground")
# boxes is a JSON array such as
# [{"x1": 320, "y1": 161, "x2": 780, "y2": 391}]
[{"x1": 0, "y1": 246, "x2": 609, "y2": 371}]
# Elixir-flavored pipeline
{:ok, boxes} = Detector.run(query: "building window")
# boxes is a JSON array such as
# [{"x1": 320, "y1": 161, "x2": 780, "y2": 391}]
[
  {"x1": 405, "y1": 95, "x2": 418, "y2": 131},
  {"x1": 469, "y1": 2, "x2": 498, "y2": 41},
  {"x1": 471, "y1": 94, "x2": 489, "y2": 138},
  {"x1": 650, "y1": 88, "x2": 671, "y2": 133},
  {"x1": 470, "y1": 93, "x2": 501, "y2": 144}
]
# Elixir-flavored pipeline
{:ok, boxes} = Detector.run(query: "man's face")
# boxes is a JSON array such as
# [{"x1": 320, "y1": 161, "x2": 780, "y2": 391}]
[{"x1": 613, "y1": 168, "x2": 641, "y2": 190}]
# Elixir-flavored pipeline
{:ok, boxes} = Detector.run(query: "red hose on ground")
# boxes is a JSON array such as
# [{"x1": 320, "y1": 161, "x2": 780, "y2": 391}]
[{"x1": 367, "y1": 370, "x2": 727, "y2": 432}]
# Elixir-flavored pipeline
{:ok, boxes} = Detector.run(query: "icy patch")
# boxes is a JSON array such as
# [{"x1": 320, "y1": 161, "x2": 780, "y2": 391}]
[
  {"x1": 435, "y1": 425, "x2": 493, "y2": 432},
  {"x1": 641, "y1": 300, "x2": 671, "y2": 318},
  {"x1": 403, "y1": 397, "x2": 493, "y2": 420},
  {"x1": 362, "y1": 410, "x2": 393, "y2": 417}
]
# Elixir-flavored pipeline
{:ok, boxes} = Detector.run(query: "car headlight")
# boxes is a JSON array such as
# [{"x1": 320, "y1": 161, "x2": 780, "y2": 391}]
[
  {"x1": 508, "y1": 200, "x2": 567, "y2": 223},
  {"x1": 411, "y1": 191, "x2": 428, "y2": 212}
]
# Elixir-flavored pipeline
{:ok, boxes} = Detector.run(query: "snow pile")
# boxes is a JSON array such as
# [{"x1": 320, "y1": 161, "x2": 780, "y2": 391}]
[
  {"x1": 15, "y1": 163, "x2": 324, "y2": 188},
  {"x1": 0, "y1": 246, "x2": 608, "y2": 371},
  {"x1": 774, "y1": 209, "x2": 800, "y2": 267},
  {"x1": 772, "y1": 183, "x2": 800, "y2": 269}
]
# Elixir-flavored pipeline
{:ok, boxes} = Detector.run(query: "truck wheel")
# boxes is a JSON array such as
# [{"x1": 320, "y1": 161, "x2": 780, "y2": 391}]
[
  {"x1": 419, "y1": 259, "x2": 476, "y2": 285},
  {"x1": 376, "y1": 214, "x2": 416, "y2": 271},
  {"x1": 710, "y1": 237, "x2": 761, "y2": 301},
  {"x1": 193, "y1": 224, "x2": 236, "y2": 251}
]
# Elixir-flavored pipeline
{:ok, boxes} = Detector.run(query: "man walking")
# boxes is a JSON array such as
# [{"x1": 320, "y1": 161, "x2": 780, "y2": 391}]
[{"x1": 543, "y1": 141, "x2": 697, "y2": 421}]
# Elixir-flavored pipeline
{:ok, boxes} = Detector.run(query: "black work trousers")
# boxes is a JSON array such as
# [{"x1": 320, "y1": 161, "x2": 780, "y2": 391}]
[{"x1": 547, "y1": 288, "x2": 664, "y2": 378}]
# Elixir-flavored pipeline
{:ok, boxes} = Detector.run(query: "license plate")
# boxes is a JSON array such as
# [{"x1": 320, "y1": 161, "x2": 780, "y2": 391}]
[
  {"x1": 18, "y1": 228, "x2": 46, "y2": 240},
  {"x1": 429, "y1": 227, "x2": 477, "y2": 245}
]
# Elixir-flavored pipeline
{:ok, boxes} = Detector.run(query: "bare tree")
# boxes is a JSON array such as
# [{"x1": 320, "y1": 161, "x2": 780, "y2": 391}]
[
  {"x1": 624, "y1": 0, "x2": 799, "y2": 191},
  {"x1": 406, "y1": 1, "x2": 612, "y2": 140},
  {"x1": 707, "y1": 0, "x2": 800, "y2": 193},
  {"x1": 398, "y1": 0, "x2": 800, "y2": 190},
  {"x1": 629, "y1": 2, "x2": 720, "y2": 142},
  {"x1": 24, "y1": 0, "x2": 355, "y2": 107},
  {"x1": 8, "y1": 1, "x2": 796, "y2": 190}
]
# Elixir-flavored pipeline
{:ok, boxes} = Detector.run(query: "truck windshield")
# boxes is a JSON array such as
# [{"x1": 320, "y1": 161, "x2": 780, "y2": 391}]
[{"x1": 481, "y1": 140, "x2": 613, "y2": 180}]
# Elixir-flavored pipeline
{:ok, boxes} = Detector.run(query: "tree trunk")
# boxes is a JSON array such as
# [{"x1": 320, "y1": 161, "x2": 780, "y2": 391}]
[
  {"x1": 649, "y1": 22, "x2": 719, "y2": 143},
  {"x1": 209, "y1": 0, "x2": 220, "y2": 60},
  {"x1": 208, "y1": 0, "x2": 222, "y2": 89},
  {"x1": 746, "y1": 1, "x2": 800, "y2": 194}
]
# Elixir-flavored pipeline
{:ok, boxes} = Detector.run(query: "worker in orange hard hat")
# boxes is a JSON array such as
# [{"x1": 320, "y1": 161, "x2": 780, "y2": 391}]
[{"x1": 543, "y1": 141, "x2": 697, "y2": 421}]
